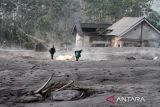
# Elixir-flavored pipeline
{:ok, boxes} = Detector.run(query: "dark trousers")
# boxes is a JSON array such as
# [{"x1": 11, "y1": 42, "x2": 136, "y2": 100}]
[
  {"x1": 51, "y1": 54, "x2": 54, "y2": 59},
  {"x1": 76, "y1": 57, "x2": 78, "y2": 61}
]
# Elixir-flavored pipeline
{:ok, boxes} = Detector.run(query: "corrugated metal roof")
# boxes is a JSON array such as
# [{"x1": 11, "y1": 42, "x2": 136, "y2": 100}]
[
  {"x1": 107, "y1": 17, "x2": 144, "y2": 36},
  {"x1": 72, "y1": 23, "x2": 111, "y2": 35},
  {"x1": 81, "y1": 23, "x2": 111, "y2": 28}
]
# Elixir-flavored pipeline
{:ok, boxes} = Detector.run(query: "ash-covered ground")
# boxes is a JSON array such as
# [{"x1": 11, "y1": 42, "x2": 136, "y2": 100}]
[{"x1": 0, "y1": 48, "x2": 160, "y2": 107}]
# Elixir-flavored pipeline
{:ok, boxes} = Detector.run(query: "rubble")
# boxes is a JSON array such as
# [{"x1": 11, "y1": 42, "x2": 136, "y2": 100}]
[
  {"x1": 126, "y1": 56, "x2": 136, "y2": 60},
  {"x1": 51, "y1": 90, "x2": 82, "y2": 101},
  {"x1": 15, "y1": 74, "x2": 87, "y2": 103}
]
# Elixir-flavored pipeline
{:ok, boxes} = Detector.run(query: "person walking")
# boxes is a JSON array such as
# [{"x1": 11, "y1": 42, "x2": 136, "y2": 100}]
[
  {"x1": 75, "y1": 49, "x2": 82, "y2": 61},
  {"x1": 49, "y1": 45, "x2": 56, "y2": 60}
]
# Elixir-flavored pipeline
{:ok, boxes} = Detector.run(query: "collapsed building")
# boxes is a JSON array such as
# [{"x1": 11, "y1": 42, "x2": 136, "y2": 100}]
[{"x1": 72, "y1": 17, "x2": 160, "y2": 48}]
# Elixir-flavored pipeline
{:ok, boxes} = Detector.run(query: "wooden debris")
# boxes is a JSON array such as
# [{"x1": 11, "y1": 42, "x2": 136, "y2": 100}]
[
  {"x1": 54, "y1": 80, "x2": 74, "y2": 92},
  {"x1": 17, "y1": 74, "x2": 92, "y2": 103},
  {"x1": 34, "y1": 73, "x2": 54, "y2": 94}
]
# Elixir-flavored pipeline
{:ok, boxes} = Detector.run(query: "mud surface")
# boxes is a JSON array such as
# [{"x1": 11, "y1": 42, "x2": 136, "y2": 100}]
[{"x1": 0, "y1": 48, "x2": 160, "y2": 107}]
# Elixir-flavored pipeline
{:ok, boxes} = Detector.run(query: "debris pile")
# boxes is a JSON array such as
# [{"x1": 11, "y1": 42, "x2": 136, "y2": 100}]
[
  {"x1": 126, "y1": 56, "x2": 136, "y2": 60},
  {"x1": 16, "y1": 73, "x2": 91, "y2": 103}
]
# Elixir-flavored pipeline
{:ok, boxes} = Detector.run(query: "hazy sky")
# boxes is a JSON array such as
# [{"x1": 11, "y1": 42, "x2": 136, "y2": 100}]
[{"x1": 152, "y1": 0, "x2": 160, "y2": 12}]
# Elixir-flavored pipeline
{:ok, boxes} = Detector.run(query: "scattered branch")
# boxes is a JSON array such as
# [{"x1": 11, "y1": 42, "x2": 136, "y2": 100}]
[
  {"x1": 54, "y1": 80, "x2": 74, "y2": 92},
  {"x1": 34, "y1": 73, "x2": 54, "y2": 94}
]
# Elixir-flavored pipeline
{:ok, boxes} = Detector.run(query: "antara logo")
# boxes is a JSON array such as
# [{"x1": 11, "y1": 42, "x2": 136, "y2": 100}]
[
  {"x1": 106, "y1": 95, "x2": 146, "y2": 104},
  {"x1": 106, "y1": 95, "x2": 115, "y2": 104}
]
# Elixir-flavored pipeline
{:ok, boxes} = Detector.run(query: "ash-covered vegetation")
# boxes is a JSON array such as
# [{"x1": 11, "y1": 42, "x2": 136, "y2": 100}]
[{"x1": 0, "y1": 0, "x2": 160, "y2": 49}]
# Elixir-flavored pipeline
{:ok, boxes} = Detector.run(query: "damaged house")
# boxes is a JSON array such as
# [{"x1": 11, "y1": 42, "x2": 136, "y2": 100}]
[
  {"x1": 72, "y1": 23, "x2": 111, "y2": 48},
  {"x1": 72, "y1": 17, "x2": 160, "y2": 48}
]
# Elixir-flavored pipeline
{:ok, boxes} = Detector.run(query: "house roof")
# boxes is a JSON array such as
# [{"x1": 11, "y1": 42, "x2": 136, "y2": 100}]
[
  {"x1": 80, "y1": 23, "x2": 111, "y2": 28},
  {"x1": 107, "y1": 17, "x2": 160, "y2": 36},
  {"x1": 72, "y1": 23, "x2": 111, "y2": 35}
]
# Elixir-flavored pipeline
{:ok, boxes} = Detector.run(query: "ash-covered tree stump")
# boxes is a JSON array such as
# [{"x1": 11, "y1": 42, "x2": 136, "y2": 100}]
[{"x1": 35, "y1": 42, "x2": 47, "y2": 52}]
